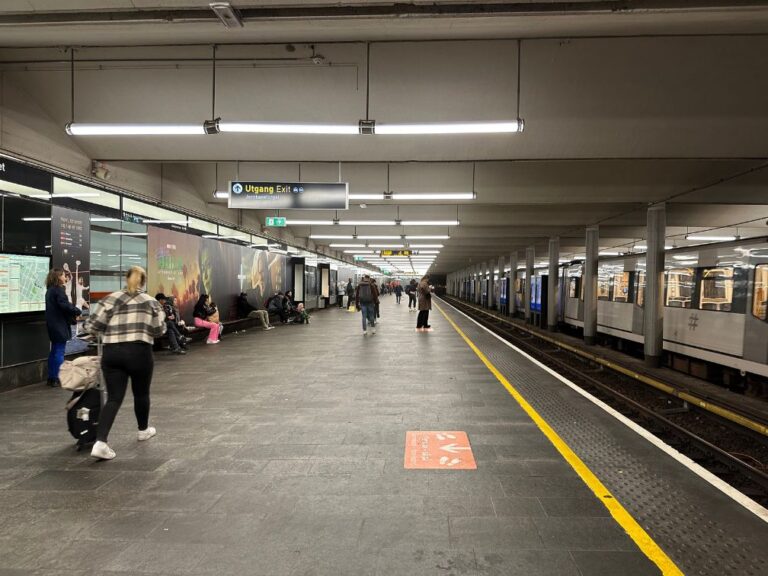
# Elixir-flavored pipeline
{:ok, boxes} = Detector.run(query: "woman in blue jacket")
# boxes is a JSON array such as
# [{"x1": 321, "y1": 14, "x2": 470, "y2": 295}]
[{"x1": 45, "y1": 268, "x2": 85, "y2": 387}]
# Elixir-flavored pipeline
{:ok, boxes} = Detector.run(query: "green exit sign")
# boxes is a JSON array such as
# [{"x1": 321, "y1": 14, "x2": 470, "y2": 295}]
[{"x1": 265, "y1": 216, "x2": 287, "y2": 227}]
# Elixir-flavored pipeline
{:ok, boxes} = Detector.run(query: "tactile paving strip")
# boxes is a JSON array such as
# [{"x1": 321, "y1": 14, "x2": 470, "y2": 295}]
[{"x1": 440, "y1": 302, "x2": 768, "y2": 576}]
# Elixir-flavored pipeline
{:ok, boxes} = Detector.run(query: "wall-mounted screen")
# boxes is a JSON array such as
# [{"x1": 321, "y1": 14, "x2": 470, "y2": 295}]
[{"x1": 0, "y1": 253, "x2": 50, "y2": 314}]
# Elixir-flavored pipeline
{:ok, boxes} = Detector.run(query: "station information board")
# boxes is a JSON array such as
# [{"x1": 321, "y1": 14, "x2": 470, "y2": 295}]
[
  {"x1": 0, "y1": 253, "x2": 50, "y2": 314},
  {"x1": 228, "y1": 181, "x2": 348, "y2": 210}
]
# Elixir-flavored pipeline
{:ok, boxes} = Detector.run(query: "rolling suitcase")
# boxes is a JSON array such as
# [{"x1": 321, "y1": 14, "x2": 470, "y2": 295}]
[{"x1": 65, "y1": 337, "x2": 105, "y2": 451}]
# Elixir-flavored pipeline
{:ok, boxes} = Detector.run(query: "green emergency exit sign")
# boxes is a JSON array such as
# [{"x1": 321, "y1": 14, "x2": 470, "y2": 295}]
[{"x1": 265, "y1": 216, "x2": 287, "y2": 227}]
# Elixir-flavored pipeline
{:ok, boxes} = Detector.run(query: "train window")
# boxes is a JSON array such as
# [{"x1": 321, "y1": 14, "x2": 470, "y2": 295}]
[
  {"x1": 635, "y1": 272, "x2": 646, "y2": 307},
  {"x1": 568, "y1": 277, "x2": 580, "y2": 299},
  {"x1": 665, "y1": 268, "x2": 694, "y2": 308},
  {"x1": 612, "y1": 272, "x2": 631, "y2": 302},
  {"x1": 699, "y1": 267, "x2": 733, "y2": 312},
  {"x1": 753, "y1": 264, "x2": 768, "y2": 320},
  {"x1": 597, "y1": 270, "x2": 611, "y2": 301}
]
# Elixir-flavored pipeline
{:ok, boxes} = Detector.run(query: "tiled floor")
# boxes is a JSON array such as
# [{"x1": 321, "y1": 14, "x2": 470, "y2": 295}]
[{"x1": 0, "y1": 296, "x2": 763, "y2": 575}]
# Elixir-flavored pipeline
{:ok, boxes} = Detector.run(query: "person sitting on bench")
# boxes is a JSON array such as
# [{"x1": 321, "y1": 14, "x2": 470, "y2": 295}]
[
  {"x1": 237, "y1": 292, "x2": 274, "y2": 330},
  {"x1": 155, "y1": 293, "x2": 187, "y2": 355},
  {"x1": 193, "y1": 294, "x2": 221, "y2": 344},
  {"x1": 267, "y1": 291, "x2": 290, "y2": 324}
]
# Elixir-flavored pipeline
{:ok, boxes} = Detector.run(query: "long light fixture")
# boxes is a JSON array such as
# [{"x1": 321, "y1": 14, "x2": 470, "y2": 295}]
[
  {"x1": 110, "y1": 232, "x2": 148, "y2": 236},
  {"x1": 219, "y1": 122, "x2": 359, "y2": 135},
  {"x1": 31, "y1": 192, "x2": 101, "y2": 199},
  {"x1": 66, "y1": 123, "x2": 206, "y2": 136},
  {"x1": 685, "y1": 234, "x2": 737, "y2": 242},
  {"x1": 213, "y1": 190, "x2": 229, "y2": 199},
  {"x1": 142, "y1": 219, "x2": 188, "y2": 225},
  {"x1": 22, "y1": 217, "x2": 52, "y2": 221},
  {"x1": 339, "y1": 220, "x2": 397, "y2": 226},
  {"x1": 400, "y1": 220, "x2": 459, "y2": 226},
  {"x1": 375, "y1": 120, "x2": 523, "y2": 135},
  {"x1": 348, "y1": 192, "x2": 475, "y2": 201},
  {"x1": 285, "y1": 219, "x2": 335, "y2": 226},
  {"x1": 90, "y1": 217, "x2": 120, "y2": 222},
  {"x1": 408, "y1": 244, "x2": 444, "y2": 248},
  {"x1": 405, "y1": 235, "x2": 450, "y2": 240}
]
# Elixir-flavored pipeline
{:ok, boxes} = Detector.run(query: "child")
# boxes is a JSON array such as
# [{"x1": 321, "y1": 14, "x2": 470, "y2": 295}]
[{"x1": 294, "y1": 302, "x2": 310, "y2": 324}]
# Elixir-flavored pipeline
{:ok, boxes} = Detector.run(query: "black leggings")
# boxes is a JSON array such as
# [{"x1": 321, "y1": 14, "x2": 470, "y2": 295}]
[
  {"x1": 417, "y1": 310, "x2": 430, "y2": 328},
  {"x1": 408, "y1": 294, "x2": 416, "y2": 308},
  {"x1": 97, "y1": 342, "x2": 154, "y2": 442}
]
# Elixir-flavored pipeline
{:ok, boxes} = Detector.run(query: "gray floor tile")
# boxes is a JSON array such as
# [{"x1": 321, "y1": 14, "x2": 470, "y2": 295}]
[{"x1": 570, "y1": 550, "x2": 663, "y2": 575}]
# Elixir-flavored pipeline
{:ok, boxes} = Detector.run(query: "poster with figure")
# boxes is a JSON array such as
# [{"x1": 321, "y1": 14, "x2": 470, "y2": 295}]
[
  {"x1": 147, "y1": 227, "x2": 201, "y2": 322},
  {"x1": 241, "y1": 249, "x2": 290, "y2": 310},
  {"x1": 51, "y1": 206, "x2": 90, "y2": 308}
]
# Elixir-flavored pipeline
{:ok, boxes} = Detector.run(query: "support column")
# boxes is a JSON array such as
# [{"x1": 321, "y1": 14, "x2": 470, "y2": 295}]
[
  {"x1": 644, "y1": 204, "x2": 666, "y2": 367},
  {"x1": 547, "y1": 237, "x2": 560, "y2": 331},
  {"x1": 475, "y1": 264, "x2": 481, "y2": 305},
  {"x1": 525, "y1": 246, "x2": 534, "y2": 324},
  {"x1": 487, "y1": 261, "x2": 495, "y2": 309},
  {"x1": 584, "y1": 226, "x2": 599, "y2": 345},
  {"x1": 498, "y1": 255, "x2": 506, "y2": 312},
  {"x1": 509, "y1": 251, "x2": 518, "y2": 316}
]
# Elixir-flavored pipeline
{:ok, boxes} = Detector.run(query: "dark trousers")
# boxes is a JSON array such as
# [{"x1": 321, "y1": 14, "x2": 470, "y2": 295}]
[
  {"x1": 408, "y1": 294, "x2": 416, "y2": 308},
  {"x1": 417, "y1": 310, "x2": 430, "y2": 328},
  {"x1": 396, "y1": 294, "x2": 401, "y2": 303},
  {"x1": 97, "y1": 342, "x2": 154, "y2": 442},
  {"x1": 166, "y1": 321, "x2": 183, "y2": 350},
  {"x1": 375, "y1": 302, "x2": 380, "y2": 318},
  {"x1": 48, "y1": 341, "x2": 66, "y2": 380}
]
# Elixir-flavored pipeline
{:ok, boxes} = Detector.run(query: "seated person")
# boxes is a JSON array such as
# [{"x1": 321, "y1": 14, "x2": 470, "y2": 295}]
[
  {"x1": 267, "y1": 291, "x2": 289, "y2": 324},
  {"x1": 293, "y1": 302, "x2": 310, "y2": 324},
  {"x1": 237, "y1": 292, "x2": 274, "y2": 331},
  {"x1": 155, "y1": 293, "x2": 187, "y2": 355},
  {"x1": 193, "y1": 293, "x2": 221, "y2": 344}
]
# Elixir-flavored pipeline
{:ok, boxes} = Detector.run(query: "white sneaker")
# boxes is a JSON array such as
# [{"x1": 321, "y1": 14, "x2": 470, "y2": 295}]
[
  {"x1": 137, "y1": 427, "x2": 156, "y2": 442},
  {"x1": 264, "y1": 326, "x2": 275, "y2": 331},
  {"x1": 206, "y1": 339, "x2": 219, "y2": 344},
  {"x1": 362, "y1": 330, "x2": 368, "y2": 336},
  {"x1": 91, "y1": 441, "x2": 116, "y2": 460},
  {"x1": 372, "y1": 327, "x2": 377, "y2": 334}
]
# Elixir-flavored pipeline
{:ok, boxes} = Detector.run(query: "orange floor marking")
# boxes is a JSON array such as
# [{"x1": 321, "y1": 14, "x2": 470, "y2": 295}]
[{"x1": 404, "y1": 431, "x2": 477, "y2": 470}]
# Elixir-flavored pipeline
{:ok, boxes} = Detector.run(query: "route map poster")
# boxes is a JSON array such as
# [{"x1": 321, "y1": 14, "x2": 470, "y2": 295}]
[
  {"x1": 51, "y1": 206, "x2": 90, "y2": 308},
  {"x1": 0, "y1": 253, "x2": 49, "y2": 314}
]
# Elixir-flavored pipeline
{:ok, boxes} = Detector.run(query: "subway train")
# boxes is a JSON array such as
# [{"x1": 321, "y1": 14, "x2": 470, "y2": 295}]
[{"x1": 474, "y1": 238, "x2": 768, "y2": 393}]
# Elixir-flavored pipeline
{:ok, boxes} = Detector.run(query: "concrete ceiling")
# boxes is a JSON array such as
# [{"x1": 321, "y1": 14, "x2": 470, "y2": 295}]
[{"x1": 0, "y1": 2, "x2": 767, "y2": 275}]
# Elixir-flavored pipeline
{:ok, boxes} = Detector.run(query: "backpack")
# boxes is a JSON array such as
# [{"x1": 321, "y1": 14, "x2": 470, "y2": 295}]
[
  {"x1": 358, "y1": 283, "x2": 374, "y2": 304},
  {"x1": 59, "y1": 355, "x2": 101, "y2": 391}
]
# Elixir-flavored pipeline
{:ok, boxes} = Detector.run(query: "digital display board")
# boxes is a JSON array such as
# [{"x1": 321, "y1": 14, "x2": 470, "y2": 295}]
[
  {"x1": 0, "y1": 253, "x2": 50, "y2": 314},
  {"x1": 228, "y1": 181, "x2": 348, "y2": 210}
]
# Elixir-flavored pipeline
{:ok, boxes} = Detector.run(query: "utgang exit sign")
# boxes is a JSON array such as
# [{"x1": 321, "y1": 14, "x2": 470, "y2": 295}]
[
  {"x1": 381, "y1": 250, "x2": 412, "y2": 257},
  {"x1": 265, "y1": 217, "x2": 287, "y2": 227},
  {"x1": 228, "y1": 181, "x2": 348, "y2": 210}
]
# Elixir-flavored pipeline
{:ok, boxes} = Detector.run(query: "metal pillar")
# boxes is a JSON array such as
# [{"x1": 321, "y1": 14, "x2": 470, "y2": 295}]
[
  {"x1": 498, "y1": 255, "x2": 506, "y2": 312},
  {"x1": 644, "y1": 204, "x2": 666, "y2": 367},
  {"x1": 547, "y1": 237, "x2": 560, "y2": 331},
  {"x1": 584, "y1": 226, "x2": 599, "y2": 345},
  {"x1": 475, "y1": 264, "x2": 481, "y2": 305},
  {"x1": 525, "y1": 246, "x2": 534, "y2": 323},
  {"x1": 509, "y1": 251, "x2": 518, "y2": 316}
]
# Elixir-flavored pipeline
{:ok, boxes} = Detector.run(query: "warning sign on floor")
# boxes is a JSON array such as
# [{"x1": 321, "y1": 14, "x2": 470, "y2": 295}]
[{"x1": 404, "y1": 431, "x2": 477, "y2": 470}]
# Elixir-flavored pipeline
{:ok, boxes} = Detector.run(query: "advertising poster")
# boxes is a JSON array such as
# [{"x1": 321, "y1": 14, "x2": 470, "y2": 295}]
[
  {"x1": 147, "y1": 227, "x2": 201, "y2": 321},
  {"x1": 51, "y1": 206, "x2": 90, "y2": 308},
  {"x1": 148, "y1": 227, "x2": 289, "y2": 322}
]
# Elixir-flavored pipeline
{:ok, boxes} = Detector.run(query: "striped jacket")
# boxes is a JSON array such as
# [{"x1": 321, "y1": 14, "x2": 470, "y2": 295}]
[{"x1": 86, "y1": 290, "x2": 166, "y2": 345}]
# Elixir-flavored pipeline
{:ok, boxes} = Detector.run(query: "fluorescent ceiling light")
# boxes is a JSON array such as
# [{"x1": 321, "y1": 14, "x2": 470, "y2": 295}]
[
  {"x1": 22, "y1": 217, "x2": 51, "y2": 221},
  {"x1": 349, "y1": 194, "x2": 386, "y2": 200},
  {"x1": 634, "y1": 245, "x2": 673, "y2": 251},
  {"x1": 408, "y1": 244, "x2": 444, "y2": 248},
  {"x1": 375, "y1": 120, "x2": 523, "y2": 135},
  {"x1": 285, "y1": 220, "x2": 334, "y2": 226},
  {"x1": 330, "y1": 244, "x2": 366, "y2": 248},
  {"x1": 392, "y1": 193, "x2": 474, "y2": 200},
  {"x1": 66, "y1": 123, "x2": 206, "y2": 136},
  {"x1": 142, "y1": 219, "x2": 188, "y2": 225},
  {"x1": 599, "y1": 251, "x2": 621, "y2": 256},
  {"x1": 356, "y1": 235, "x2": 402, "y2": 240},
  {"x1": 110, "y1": 232, "x2": 147, "y2": 236},
  {"x1": 213, "y1": 190, "x2": 229, "y2": 199},
  {"x1": 673, "y1": 254, "x2": 697, "y2": 261},
  {"x1": 400, "y1": 220, "x2": 459, "y2": 226},
  {"x1": 53, "y1": 192, "x2": 101, "y2": 198},
  {"x1": 219, "y1": 122, "x2": 359, "y2": 135},
  {"x1": 90, "y1": 217, "x2": 120, "y2": 222},
  {"x1": 416, "y1": 250, "x2": 440, "y2": 254},
  {"x1": 369, "y1": 244, "x2": 404, "y2": 248},
  {"x1": 685, "y1": 234, "x2": 737, "y2": 242},
  {"x1": 344, "y1": 250, "x2": 374, "y2": 254},
  {"x1": 310, "y1": 235, "x2": 354, "y2": 240},
  {"x1": 210, "y1": 2, "x2": 243, "y2": 28},
  {"x1": 405, "y1": 235, "x2": 450, "y2": 240},
  {"x1": 339, "y1": 220, "x2": 397, "y2": 226}
]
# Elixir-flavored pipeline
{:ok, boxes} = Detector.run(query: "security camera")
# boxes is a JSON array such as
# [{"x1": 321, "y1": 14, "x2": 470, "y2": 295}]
[{"x1": 311, "y1": 55, "x2": 326, "y2": 65}]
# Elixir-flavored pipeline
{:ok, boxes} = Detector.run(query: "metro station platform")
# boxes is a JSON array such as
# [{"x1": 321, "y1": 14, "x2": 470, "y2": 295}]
[{"x1": 1, "y1": 296, "x2": 767, "y2": 576}]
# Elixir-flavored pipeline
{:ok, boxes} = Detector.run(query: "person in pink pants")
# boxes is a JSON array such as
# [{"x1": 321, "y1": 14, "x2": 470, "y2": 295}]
[{"x1": 193, "y1": 294, "x2": 220, "y2": 344}]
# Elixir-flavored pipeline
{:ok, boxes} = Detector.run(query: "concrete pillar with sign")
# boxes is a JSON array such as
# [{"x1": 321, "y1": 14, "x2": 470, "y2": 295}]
[
  {"x1": 525, "y1": 246, "x2": 535, "y2": 324},
  {"x1": 547, "y1": 237, "x2": 560, "y2": 331},
  {"x1": 509, "y1": 251, "x2": 518, "y2": 316},
  {"x1": 644, "y1": 204, "x2": 666, "y2": 367},
  {"x1": 584, "y1": 226, "x2": 599, "y2": 345}
]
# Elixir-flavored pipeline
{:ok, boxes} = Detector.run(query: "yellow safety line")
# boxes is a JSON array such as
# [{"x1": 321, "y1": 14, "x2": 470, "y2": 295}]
[
  {"x1": 436, "y1": 302, "x2": 684, "y2": 576},
  {"x1": 447, "y1": 298, "x2": 768, "y2": 437}
]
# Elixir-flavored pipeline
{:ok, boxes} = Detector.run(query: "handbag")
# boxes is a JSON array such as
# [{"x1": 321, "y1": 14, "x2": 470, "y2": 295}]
[{"x1": 60, "y1": 355, "x2": 101, "y2": 391}]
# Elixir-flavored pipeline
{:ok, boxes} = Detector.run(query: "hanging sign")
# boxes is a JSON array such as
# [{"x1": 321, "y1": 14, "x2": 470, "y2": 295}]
[
  {"x1": 265, "y1": 216, "x2": 287, "y2": 227},
  {"x1": 228, "y1": 181, "x2": 348, "y2": 210},
  {"x1": 381, "y1": 250, "x2": 412, "y2": 257}
]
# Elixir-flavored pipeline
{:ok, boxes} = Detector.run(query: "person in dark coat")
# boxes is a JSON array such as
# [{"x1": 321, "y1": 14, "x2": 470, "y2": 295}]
[
  {"x1": 45, "y1": 268, "x2": 85, "y2": 387},
  {"x1": 416, "y1": 275, "x2": 432, "y2": 331}
]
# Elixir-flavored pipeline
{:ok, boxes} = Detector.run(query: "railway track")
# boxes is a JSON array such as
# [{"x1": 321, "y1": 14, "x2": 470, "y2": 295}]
[{"x1": 442, "y1": 295, "x2": 768, "y2": 507}]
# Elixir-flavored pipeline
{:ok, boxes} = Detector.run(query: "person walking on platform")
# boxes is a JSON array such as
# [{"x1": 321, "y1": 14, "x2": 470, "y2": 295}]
[
  {"x1": 416, "y1": 274, "x2": 432, "y2": 332},
  {"x1": 86, "y1": 266, "x2": 166, "y2": 460},
  {"x1": 371, "y1": 278, "x2": 381, "y2": 321},
  {"x1": 407, "y1": 279, "x2": 418, "y2": 311},
  {"x1": 345, "y1": 278, "x2": 355, "y2": 309},
  {"x1": 394, "y1": 282, "x2": 403, "y2": 304},
  {"x1": 45, "y1": 268, "x2": 87, "y2": 387},
  {"x1": 355, "y1": 274, "x2": 379, "y2": 335}
]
